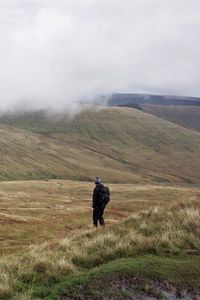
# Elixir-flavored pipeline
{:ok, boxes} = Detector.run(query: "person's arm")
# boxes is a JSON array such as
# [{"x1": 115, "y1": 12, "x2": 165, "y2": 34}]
[
  {"x1": 106, "y1": 187, "x2": 110, "y2": 199},
  {"x1": 92, "y1": 188, "x2": 97, "y2": 208}
]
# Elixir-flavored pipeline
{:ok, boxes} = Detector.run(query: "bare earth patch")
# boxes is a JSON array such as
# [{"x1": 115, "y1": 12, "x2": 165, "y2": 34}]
[{"x1": 61, "y1": 276, "x2": 200, "y2": 300}]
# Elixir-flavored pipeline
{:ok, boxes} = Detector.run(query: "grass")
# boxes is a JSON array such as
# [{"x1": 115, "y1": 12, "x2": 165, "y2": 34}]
[
  {"x1": 0, "y1": 182, "x2": 199, "y2": 299},
  {"x1": 0, "y1": 107, "x2": 199, "y2": 184},
  {"x1": 0, "y1": 180, "x2": 197, "y2": 254},
  {"x1": 0, "y1": 106, "x2": 199, "y2": 298},
  {"x1": 48, "y1": 256, "x2": 200, "y2": 300},
  {"x1": 143, "y1": 104, "x2": 200, "y2": 132}
]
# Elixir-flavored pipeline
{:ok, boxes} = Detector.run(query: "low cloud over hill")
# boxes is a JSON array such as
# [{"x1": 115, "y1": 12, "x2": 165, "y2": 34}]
[{"x1": 0, "y1": 107, "x2": 199, "y2": 184}]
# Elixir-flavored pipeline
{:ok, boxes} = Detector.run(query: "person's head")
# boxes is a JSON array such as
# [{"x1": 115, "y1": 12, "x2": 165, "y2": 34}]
[{"x1": 95, "y1": 176, "x2": 102, "y2": 185}]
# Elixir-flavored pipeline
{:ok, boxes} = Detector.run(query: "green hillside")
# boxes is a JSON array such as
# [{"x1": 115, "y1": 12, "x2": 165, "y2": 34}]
[
  {"x1": 143, "y1": 104, "x2": 200, "y2": 132},
  {"x1": 0, "y1": 107, "x2": 200, "y2": 184}
]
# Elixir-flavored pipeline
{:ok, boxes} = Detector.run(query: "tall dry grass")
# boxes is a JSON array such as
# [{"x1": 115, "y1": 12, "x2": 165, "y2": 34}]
[{"x1": 0, "y1": 193, "x2": 199, "y2": 299}]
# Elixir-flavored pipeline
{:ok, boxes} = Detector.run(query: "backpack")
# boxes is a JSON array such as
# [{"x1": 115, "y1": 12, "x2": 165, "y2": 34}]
[{"x1": 99, "y1": 186, "x2": 110, "y2": 206}]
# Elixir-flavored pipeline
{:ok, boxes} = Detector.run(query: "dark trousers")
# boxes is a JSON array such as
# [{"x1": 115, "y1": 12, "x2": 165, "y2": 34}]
[{"x1": 93, "y1": 205, "x2": 105, "y2": 227}]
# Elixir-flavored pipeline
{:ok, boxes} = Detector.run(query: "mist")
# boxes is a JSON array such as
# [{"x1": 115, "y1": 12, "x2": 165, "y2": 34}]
[{"x1": 0, "y1": 0, "x2": 200, "y2": 113}]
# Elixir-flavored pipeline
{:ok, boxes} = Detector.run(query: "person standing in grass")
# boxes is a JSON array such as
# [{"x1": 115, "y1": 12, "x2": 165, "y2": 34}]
[{"x1": 92, "y1": 176, "x2": 110, "y2": 227}]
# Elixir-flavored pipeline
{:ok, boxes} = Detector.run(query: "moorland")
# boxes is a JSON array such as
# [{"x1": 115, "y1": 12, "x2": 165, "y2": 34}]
[{"x1": 0, "y1": 105, "x2": 199, "y2": 299}]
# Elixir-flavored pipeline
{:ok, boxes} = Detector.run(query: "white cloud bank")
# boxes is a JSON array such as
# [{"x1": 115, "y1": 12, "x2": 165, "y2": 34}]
[{"x1": 0, "y1": 0, "x2": 200, "y2": 111}]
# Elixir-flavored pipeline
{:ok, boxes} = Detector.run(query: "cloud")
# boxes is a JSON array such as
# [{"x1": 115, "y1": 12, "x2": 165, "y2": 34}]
[{"x1": 0, "y1": 0, "x2": 200, "y2": 112}]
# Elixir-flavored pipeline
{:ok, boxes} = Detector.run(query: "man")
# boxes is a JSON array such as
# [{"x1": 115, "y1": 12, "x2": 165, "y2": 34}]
[{"x1": 92, "y1": 176, "x2": 110, "y2": 227}]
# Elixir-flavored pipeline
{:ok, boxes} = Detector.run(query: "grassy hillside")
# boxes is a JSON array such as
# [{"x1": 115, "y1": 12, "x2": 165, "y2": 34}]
[
  {"x1": 143, "y1": 104, "x2": 200, "y2": 132},
  {"x1": 1, "y1": 179, "x2": 196, "y2": 254},
  {"x1": 0, "y1": 107, "x2": 200, "y2": 184},
  {"x1": 0, "y1": 187, "x2": 199, "y2": 299}
]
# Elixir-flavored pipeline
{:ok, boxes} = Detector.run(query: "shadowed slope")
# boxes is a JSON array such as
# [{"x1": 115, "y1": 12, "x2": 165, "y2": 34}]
[{"x1": 143, "y1": 104, "x2": 200, "y2": 132}]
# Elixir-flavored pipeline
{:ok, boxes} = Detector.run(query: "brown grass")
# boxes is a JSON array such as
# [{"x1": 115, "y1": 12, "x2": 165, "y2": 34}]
[
  {"x1": 0, "y1": 188, "x2": 199, "y2": 299},
  {"x1": 0, "y1": 179, "x2": 198, "y2": 255}
]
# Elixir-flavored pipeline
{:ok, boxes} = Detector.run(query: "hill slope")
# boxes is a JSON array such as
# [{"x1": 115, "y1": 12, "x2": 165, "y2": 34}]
[
  {"x1": 108, "y1": 93, "x2": 200, "y2": 106},
  {"x1": 142, "y1": 104, "x2": 200, "y2": 132},
  {"x1": 0, "y1": 107, "x2": 200, "y2": 184},
  {"x1": 108, "y1": 93, "x2": 200, "y2": 132}
]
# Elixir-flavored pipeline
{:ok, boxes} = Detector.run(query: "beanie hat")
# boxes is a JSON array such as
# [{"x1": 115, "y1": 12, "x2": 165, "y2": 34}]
[{"x1": 95, "y1": 176, "x2": 102, "y2": 185}]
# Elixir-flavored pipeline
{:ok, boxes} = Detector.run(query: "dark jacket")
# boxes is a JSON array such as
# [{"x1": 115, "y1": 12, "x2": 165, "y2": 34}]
[{"x1": 92, "y1": 183, "x2": 110, "y2": 208}]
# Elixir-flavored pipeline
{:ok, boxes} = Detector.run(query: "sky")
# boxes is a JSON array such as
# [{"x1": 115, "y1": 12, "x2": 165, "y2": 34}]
[{"x1": 0, "y1": 0, "x2": 200, "y2": 112}]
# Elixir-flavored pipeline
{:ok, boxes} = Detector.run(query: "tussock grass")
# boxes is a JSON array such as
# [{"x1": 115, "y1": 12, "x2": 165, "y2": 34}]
[
  {"x1": 2, "y1": 180, "x2": 192, "y2": 255},
  {"x1": 0, "y1": 272, "x2": 12, "y2": 299},
  {"x1": 11, "y1": 294, "x2": 32, "y2": 300},
  {"x1": 0, "y1": 193, "x2": 199, "y2": 298}
]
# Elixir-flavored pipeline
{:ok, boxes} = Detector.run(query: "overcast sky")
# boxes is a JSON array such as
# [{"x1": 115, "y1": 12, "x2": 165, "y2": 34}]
[{"x1": 0, "y1": 0, "x2": 200, "y2": 111}]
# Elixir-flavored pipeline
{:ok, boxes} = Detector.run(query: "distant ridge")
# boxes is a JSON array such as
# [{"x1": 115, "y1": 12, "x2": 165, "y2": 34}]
[
  {"x1": 108, "y1": 93, "x2": 200, "y2": 106},
  {"x1": 108, "y1": 93, "x2": 200, "y2": 132}
]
